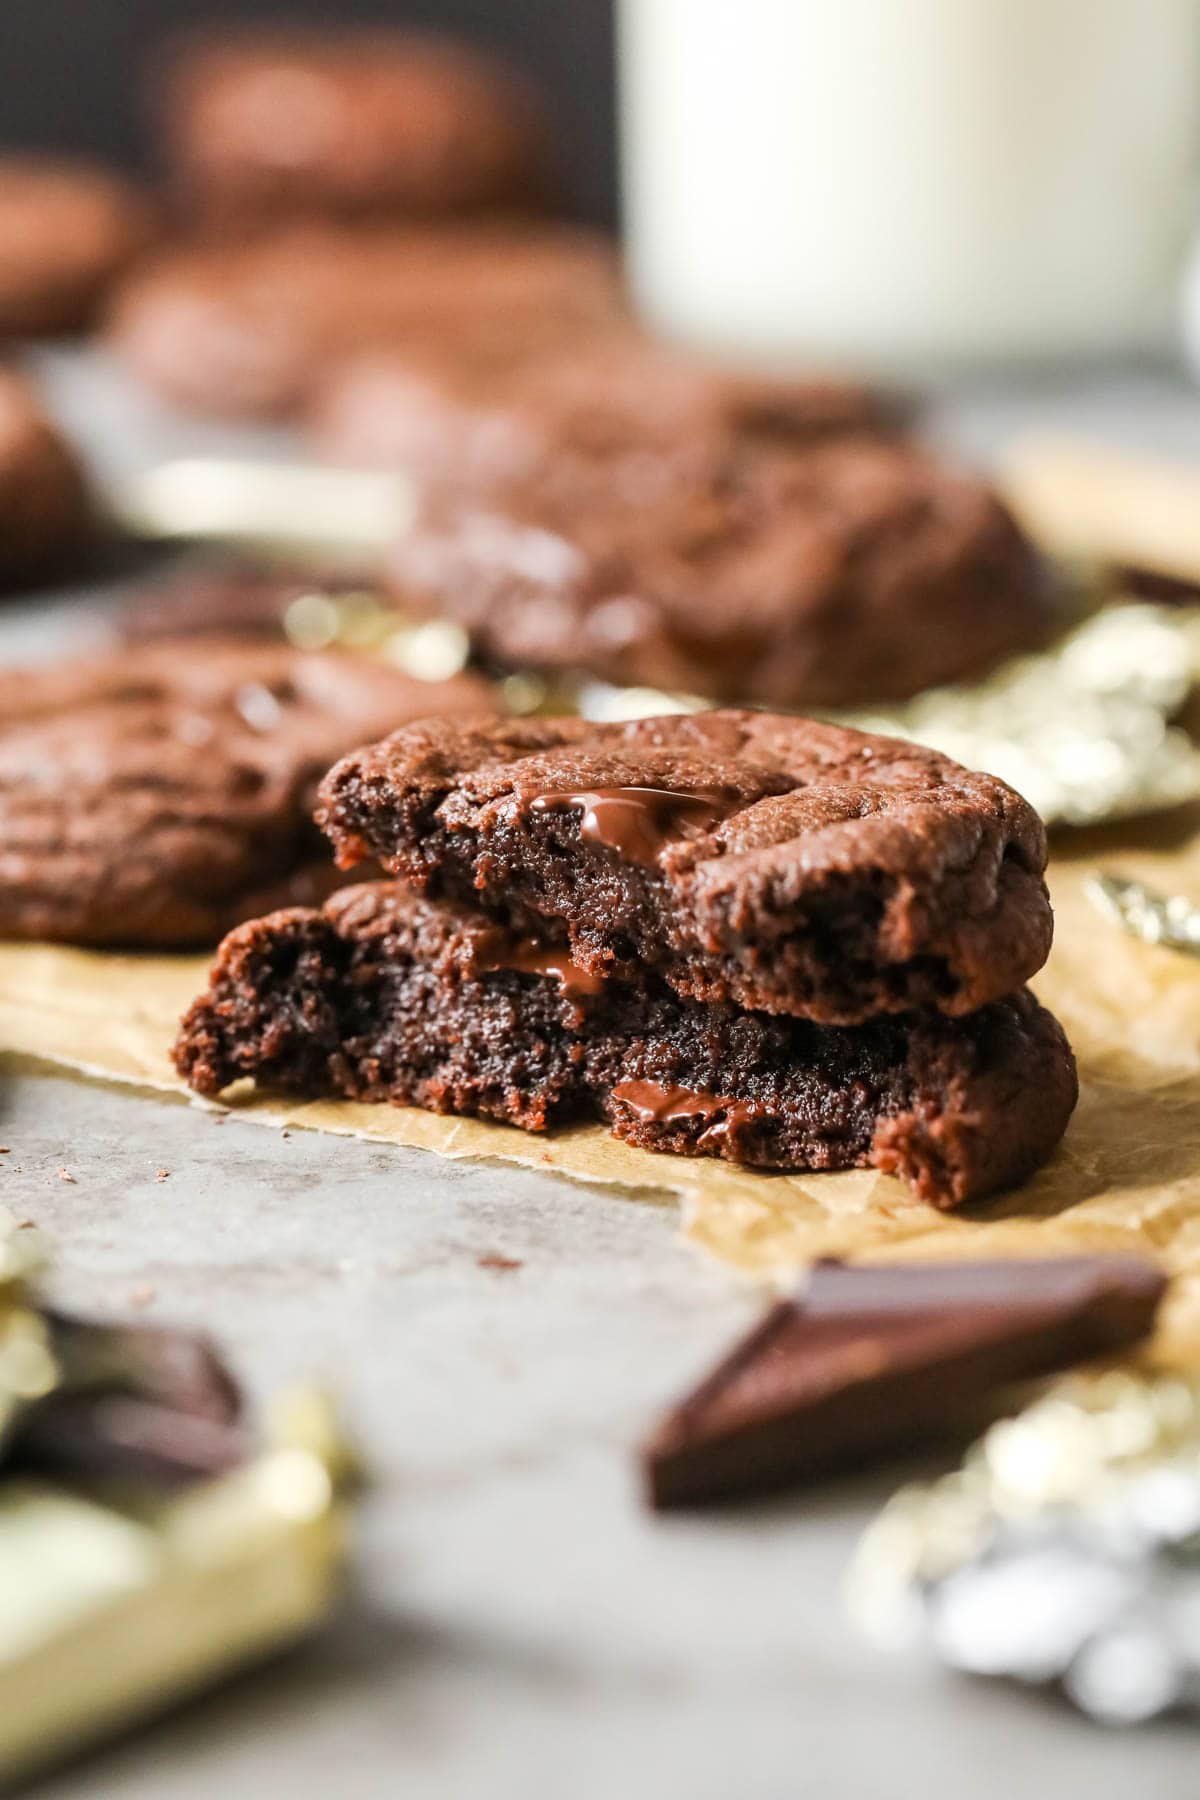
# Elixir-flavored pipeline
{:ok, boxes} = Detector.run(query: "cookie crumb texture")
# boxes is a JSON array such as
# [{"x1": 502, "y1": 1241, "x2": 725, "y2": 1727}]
[
  {"x1": 175, "y1": 884, "x2": 1077, "y2": 1209},
  {"x1": 0, "y1": 640, "x2": 492, "y2": 947},
  {"x1": 318, "y1": 711, "x2": 1053, "y2": 1026}
]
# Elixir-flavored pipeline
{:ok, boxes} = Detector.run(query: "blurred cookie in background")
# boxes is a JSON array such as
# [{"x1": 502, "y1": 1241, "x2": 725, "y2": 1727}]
[
  {"x1": 0, "y1": 158, "x2": 155, "y2": 337},
  {"x1": 310, "y1": 334, "x2": 898, "y2": 496},
  {"x1": 113, "y1": 563, "x2": 377, "y2": 645},
  {"x1": 0, "y1": 368, "x2": 92, "y2": 590},
  {"x1": 157, "y1": 30, "x2": 555, "y2": 234},
  {"x1": 0, "y1": 638, "x2": 494, "y2": 947},
  {"x1": 386, "y1": 436, "x2": 1063, "y2": 711},
  {"x1": 106, "y1": 223, "x2": 621, "y2": 419}
]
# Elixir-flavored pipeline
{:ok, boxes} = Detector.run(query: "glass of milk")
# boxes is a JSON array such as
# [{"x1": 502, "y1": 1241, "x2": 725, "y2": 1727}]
[{"x1": 618, "y1": 0, "x2": 1200, "y2": 373}]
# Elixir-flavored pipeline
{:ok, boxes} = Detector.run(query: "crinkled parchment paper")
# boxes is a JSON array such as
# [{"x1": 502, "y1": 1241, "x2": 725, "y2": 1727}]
[{"x1": 1, "y1": 816, "x2": 1199, "y2": 1361}]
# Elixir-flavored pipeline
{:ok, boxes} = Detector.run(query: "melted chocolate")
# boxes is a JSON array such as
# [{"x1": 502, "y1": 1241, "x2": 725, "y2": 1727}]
[
  {"x1": 611, "y1": 1079, "x2": 763, "y2": 1145},
  {"x1": 481, "y1": 938, "x2": 608, "y2": 1000},
  {"x1": 529, "y1": 786, "x2": 735, "y2": 866}
]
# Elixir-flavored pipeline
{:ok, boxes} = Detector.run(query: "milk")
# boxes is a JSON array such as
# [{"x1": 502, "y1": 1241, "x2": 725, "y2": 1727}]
[{"x1": 618, "y1": 0, "x2": 1200, "y2": 371}]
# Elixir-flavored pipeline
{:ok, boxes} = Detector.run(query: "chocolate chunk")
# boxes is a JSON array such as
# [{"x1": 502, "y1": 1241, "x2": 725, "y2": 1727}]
[
  {"x1": 8, "y1": 1314, "x2": 248, "y2": 1488},
  {"x1": 644, "y1": 1257, "x2": 1167, "y2": 1509},
  {"x1": 528, "y1": 786, "x2": 739, "y2": 868}
]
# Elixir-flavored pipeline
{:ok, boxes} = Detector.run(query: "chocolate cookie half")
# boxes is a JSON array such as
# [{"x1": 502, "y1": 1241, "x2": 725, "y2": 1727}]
[
  {"x1": 317, "y1": 711, "x2": 1053, "y2": 1025},
  {"x1": 174, "y1": 883, "x2": 1076, "y2": 1208},
  {"x1": 0, "y1": 370, "x2": 91, "y2": 589},
  {"x1": 384, "y1": 436, "x2": 1061, "y2": 708},
  {"x1": 0, "y1": 640, "x2": 492, "y2": 946}
]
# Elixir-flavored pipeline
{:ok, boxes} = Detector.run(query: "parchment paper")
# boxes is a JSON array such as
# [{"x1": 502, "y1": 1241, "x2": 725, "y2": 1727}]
[{"x1": 1, "y1": 815, "x2": 1199, "y2": 1362}]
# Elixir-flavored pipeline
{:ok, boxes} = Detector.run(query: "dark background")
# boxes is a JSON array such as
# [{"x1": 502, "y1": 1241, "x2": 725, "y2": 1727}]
[{"x1": 0, "y1": 0, "x2": 618, "y2": 223}]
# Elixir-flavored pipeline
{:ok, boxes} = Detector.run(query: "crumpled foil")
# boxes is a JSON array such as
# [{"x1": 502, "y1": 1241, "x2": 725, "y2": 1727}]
[
  {"x1": 562, "y1": 604, "x2": 1200, "y2": 830},
  {"x1": 265, "y1": 569, "x2": 1200, "y2": 829},
  {"x1": 835, "y1": 604, "x2": 1200, "y2": 828},
  {"x1": 1086, "y1": 872, "x2": 1200, "y2": 958},
  {"x1": 847, "y1": 1370, "x2": 1200, "y2": 1725}
]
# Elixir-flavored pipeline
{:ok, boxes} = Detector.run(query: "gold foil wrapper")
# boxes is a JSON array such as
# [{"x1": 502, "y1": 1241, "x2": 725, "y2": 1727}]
[
  {"x1": 831, "y1": 603, "x2": 1200, "y2": 828},
  {"x1": 0, "y1": 1215, "x2": 353, "y2": 1781},
  {"x1": 0, "y1": 1418, "x2": 349, "y2": 1781}
]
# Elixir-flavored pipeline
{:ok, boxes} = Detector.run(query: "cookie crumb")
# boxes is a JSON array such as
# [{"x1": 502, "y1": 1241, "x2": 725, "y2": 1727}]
[
  {"x1": 56, "y1": 1167, "x2": 76, "y2": 1184},
  {"x1": 155, "y1": 1168, "x2": 170, "y2": 1181},
  {"x1": 478, "y1": 1252, "x2": 522, "y2": 1272}
]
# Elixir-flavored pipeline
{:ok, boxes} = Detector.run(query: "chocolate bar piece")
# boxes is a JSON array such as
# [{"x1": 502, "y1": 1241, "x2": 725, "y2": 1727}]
[{"x1": 644, "y1": 1256, "x2": 1167, "y2": 1509}]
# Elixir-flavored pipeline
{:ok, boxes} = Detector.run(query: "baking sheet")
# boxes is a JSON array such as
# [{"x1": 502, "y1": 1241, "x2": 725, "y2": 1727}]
[{"x1": 2, "y1": 815, "x2": 1199, "y2": 1362}]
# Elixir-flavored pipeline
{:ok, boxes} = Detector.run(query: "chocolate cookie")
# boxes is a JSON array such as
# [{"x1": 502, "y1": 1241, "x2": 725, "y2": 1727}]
[
  {"x1": 384, "y1": 436, "x2": 1061, "y2": 709},
  {"x1": 107, "y1": 224, "x2": 620, "y2": 419},
  {"x1": 0, "y1": 158, "x2": 154, "y2": 337},
  {"x1": 0, "y1": 370, "x2": 91, "y2": 588},
  {"x1": 310, "y1": 334, "x2": 895, "y2": 488},
  {"x1": 113, "y1": 564, "x2": 381, "y2": 644},
  {"x1": 0, "y1": 640, "x2": 492, "y2": 947},
  {"x1": 160, "y1": 31, "x2": 553, "y2": 230},
  {"x1": 174, "y1": 882, "x2": 1076, "y2": 1208},
  {"x1": 316, "y1": 711, "x2": 1053, "y2": 1026}
]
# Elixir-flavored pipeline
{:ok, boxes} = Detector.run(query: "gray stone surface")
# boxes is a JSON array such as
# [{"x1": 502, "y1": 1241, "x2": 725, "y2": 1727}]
[{"x1": 4, "y1": 350, "x2": 1200, "y2": 1796}]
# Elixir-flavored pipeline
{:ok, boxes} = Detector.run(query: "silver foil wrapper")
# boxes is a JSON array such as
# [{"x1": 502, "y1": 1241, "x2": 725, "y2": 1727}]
[{"x1": 847, "y1": 1371, "x2": 1200, "y2": 1725}]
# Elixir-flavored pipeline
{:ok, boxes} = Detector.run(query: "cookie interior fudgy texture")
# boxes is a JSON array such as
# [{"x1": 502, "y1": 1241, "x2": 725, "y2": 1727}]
[
  {"x1": 107, "y1": 225, "x2": 621, "y2": 419},
  {"x1": 0, "y1": 639, "x2": 492, "y2": 947},
  {"x1": 317, "y1": 711, "x2": 1053, "y2": 1026},
  {"x1": 0, "y1": 158, "x2": 154, "y2": 337},
  {"x1": 0, "y1": 370, "x2": 92, "y2": 588},
  {"x1": 385, "y1": 436, "x2": 1060, "y2": 709},
  {"x1": 160, "y1": 30, "x2": 554, "y2": 229},
  {"x1": 174, "y1": 882, "x2": 1077, "y2": 1208}
]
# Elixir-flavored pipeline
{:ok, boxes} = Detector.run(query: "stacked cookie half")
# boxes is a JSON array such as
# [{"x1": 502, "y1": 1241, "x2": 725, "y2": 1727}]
[{"x1": 175, "y1": 710, "x2": 1077, "y2": 1210}]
